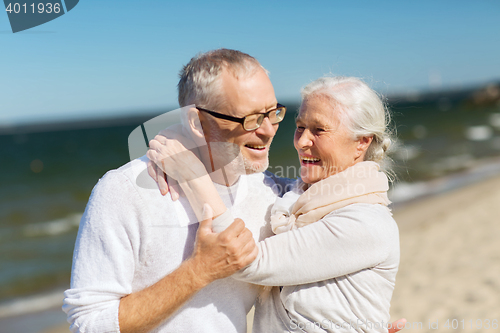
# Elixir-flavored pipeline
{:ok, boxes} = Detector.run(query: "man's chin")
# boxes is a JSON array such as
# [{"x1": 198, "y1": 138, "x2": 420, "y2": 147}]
[{"x1": 243, "y1": 158, "x2": 269, "y2": 174}]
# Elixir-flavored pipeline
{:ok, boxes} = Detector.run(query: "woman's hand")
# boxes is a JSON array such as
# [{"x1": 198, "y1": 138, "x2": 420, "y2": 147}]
[
  {"x1": 147, "y1": 125, "x2": 208, "y2": 199},
  {"x1": 148, "y1": 126, "x2": 208, "y2": 182},
  {"x1": 147, "y1": 158, "x2": 172, "y2": 197},
  {"x1": 147, "y1": 125, "x2": 227, "y2": 221}
]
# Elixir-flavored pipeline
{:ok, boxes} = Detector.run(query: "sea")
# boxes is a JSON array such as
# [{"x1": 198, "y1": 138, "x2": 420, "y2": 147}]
[{"x1": 1, "y1": 88, "x2": 500, "y2": 317}]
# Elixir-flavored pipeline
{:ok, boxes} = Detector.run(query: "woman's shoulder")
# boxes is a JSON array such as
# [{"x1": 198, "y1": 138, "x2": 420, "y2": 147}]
[
  {"x1": 322, "y1": 204, "x2": 400, "y2": 261},
  {"x1": 326, "y1": 202, "x2": 392, "y2": 217},
  {"x1": 323, "y1": 203, "x2": 398, "y2": 235}
]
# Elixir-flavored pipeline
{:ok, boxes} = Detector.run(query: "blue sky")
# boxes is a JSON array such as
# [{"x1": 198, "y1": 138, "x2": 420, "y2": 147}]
[{"x1": 1, "y1": 0, "x2": 499, "y2": 125}]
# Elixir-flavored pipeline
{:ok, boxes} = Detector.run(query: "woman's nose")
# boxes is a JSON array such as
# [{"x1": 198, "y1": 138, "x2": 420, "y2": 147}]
[{"x1": 296, "y1": 129, "x2": 313, "y2": 148}]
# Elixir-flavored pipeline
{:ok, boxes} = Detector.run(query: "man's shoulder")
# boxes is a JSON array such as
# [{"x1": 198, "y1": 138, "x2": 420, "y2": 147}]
[
  {"x1": 96, "y1": 155, "x2": 150, "y2": 189},
  {"x1": 114, "y1": 155, "x2": 149, "y2": 179},
  {"x1": 84, "y1": 155, "x2": 177, "y2": 228},
  {"x1": 88, "y1": 155, "x2": 166, "y2": 209}
]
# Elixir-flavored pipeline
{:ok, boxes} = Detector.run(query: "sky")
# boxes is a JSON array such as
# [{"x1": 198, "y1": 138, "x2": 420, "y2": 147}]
[{"x1": 1, "y1": 0, "x2": 499, "y2": 125}]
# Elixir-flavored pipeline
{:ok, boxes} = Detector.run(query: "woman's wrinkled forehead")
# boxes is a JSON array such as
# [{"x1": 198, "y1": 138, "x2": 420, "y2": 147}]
[
  {"x1": 297, "y1": 93, "x2": 345, "y2": 127},
  {"x1": 304, "y1": 90, "x2": 342, "y2": 108}
]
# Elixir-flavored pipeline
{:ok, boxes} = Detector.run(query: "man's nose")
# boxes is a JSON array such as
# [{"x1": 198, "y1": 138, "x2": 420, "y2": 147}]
[{"x1": 255, "y1": 117, "x2": 277, "y2": 137}]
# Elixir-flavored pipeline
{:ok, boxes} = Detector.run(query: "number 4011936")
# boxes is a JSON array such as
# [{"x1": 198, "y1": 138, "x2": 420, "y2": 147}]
[{"x1": 5, "y1": 3, "x2": 61, "y2": 14}]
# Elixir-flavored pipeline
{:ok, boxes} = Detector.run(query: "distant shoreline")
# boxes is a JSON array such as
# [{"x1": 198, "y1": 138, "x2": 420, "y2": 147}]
[
  {"x1": 0, "y1": 111, "x2": 163, "y2": 135},
  {"x1": 389, "y1": 155, "x2": 500, "y2": 208}
]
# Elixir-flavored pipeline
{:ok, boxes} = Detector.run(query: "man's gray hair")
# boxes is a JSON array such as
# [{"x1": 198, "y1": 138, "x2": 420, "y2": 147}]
[
  {"x1": 178, "y1": 49, "x2": 268, "y2": 110},
  {"x1": 301, "y1": 76, "x2": 395, "y2": 174}
]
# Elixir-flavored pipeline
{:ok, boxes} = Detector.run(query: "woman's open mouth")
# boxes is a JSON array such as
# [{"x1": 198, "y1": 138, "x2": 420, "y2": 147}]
[{"x1": 300, "y1": 156, "x2": 321, "y2": 165}]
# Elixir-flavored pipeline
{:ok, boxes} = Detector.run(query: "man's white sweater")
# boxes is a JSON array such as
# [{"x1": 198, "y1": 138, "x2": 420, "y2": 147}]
[{"x1": 62, "y1": 156, "x2": 280, "y2": 333}]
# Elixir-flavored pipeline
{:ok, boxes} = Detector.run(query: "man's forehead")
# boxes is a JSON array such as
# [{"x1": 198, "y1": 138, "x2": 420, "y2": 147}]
[{"x1": 219, "y1": 68, "x2": 277, "y2": 116}]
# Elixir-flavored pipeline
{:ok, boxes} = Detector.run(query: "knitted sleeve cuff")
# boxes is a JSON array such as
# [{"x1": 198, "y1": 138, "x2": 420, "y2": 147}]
[{"x1": 211, "y1": 209, "x2": 234, "y2": 233}]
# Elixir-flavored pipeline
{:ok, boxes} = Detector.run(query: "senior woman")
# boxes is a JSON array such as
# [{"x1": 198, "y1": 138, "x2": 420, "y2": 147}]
[{"x1": 149, "y1": 76, "x2": 399, "y2": 333}]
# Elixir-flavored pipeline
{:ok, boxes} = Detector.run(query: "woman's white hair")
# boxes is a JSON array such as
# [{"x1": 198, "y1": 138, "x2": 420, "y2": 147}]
[
  {"x1": 301, "y1": 76, "x2": 395, "y2": 175},
  {"x1": 178, "y1": 49, "x2": 268, "y2": 110}
]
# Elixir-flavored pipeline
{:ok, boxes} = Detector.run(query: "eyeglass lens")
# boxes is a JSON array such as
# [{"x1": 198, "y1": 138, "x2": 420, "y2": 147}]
[{"x1": 243, "y1": 107, "x2": 286, "y2": 130}]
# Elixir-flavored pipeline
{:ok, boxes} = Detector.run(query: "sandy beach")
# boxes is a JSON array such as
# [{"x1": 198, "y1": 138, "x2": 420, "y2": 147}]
[
  {"x1": 4, "y1": 175, "x2": 500, "y2": 333},
  {"x1": 389, "y1": 175, "x2": 500, "y2": 332}
]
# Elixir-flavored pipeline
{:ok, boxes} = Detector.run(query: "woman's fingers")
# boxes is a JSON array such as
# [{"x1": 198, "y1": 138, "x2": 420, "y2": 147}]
[
  {"x1": 152, "y1": 133, "x2": 168, "y2": 145},
  {"x1": 147, "y1": 159, "x2": 158, "y2": 181},
  {"x1": 156, "y1": 165, "x2": 169, "y2": 196},
  {"x1": 166, "y1": 173, "x2": 180, "y2": 201},
  {"x1": 147, "y1": 128, "x2": 208, "y2": 196},
  {"x1": 148, "y1": 138, "x2": 168, "y2": 158},
  {"x1": 146, "y1": 144, "x2": 166, "y2": 171},
  {"x1": 147, "y1": 160, "x2": 170, "y2": 196}
]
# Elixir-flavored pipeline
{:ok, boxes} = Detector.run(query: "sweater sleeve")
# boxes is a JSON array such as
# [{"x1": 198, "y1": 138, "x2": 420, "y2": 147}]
[
  {"x1": 62, "y1": 170, "x2": 148, "y2": 333},
  {"x1": 232, "y1": 204, "x2": 396, "y2": 286}
]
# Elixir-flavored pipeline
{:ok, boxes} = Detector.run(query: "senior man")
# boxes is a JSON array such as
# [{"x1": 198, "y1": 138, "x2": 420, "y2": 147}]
[{"x1": 63, "y1": 49, "x2": 289, "y2": 333}]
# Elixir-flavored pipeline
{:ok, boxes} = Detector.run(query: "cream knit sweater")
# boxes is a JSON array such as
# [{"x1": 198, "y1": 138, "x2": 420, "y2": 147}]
[{"x1": 234, "y1": 203, "x2": 400, "y2": 333}]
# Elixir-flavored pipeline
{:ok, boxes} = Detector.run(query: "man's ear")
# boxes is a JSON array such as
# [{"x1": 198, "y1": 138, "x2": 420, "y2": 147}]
[{"x1": 187, "y1": 107, "x2": 205, "y2": 140}]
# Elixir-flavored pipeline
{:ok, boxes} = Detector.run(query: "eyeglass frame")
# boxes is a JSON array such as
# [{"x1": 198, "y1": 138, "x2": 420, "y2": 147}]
[{"x1": 196, "y1": 103, "x2": 287, "y2": 131}]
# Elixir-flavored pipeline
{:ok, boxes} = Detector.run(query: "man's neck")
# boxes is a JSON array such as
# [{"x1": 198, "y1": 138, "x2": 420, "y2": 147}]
[
  {"x1": 205, "y1": 166, "x2": 240, "y2": 187},
  {"x1": 197, "y1": 142, "x2": 243, "y2": 187}
]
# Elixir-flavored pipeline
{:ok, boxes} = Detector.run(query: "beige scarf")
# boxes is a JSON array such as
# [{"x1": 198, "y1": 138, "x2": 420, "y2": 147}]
[{"x1": 271, "y1": 161, "x2": 391, "y2": 233}]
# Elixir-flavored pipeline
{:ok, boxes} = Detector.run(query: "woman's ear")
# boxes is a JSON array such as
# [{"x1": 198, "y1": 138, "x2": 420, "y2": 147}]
[{"x1": 356, "y1": 135, "x2": 373, "y2": 158}]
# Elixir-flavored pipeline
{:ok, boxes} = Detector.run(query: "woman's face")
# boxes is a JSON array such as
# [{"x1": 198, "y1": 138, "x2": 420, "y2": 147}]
[{"x1": 294, "y1": 94, "x2": 370, "y2": 184}]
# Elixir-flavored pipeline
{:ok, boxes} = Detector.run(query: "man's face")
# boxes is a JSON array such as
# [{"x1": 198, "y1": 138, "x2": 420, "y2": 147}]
[{"x1": 201, "y1": 68, "x2": 279, "y2": 174}]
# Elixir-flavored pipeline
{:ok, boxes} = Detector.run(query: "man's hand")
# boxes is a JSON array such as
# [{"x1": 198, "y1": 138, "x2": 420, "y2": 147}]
[
  {"x1": 188, "y1": 204, "x2": 259, "y2": 284},
  {"x1": 388, "y1": 318, "x2": 407, "y2": 333},
  {"x1": 119, "y1": 204, "x2": 257, "y2": 333}
]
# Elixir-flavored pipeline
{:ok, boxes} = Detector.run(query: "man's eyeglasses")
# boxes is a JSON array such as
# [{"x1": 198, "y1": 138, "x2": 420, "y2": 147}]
[{"x1": 196, "y1": 104, "x2": 287, "y2": 131}]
